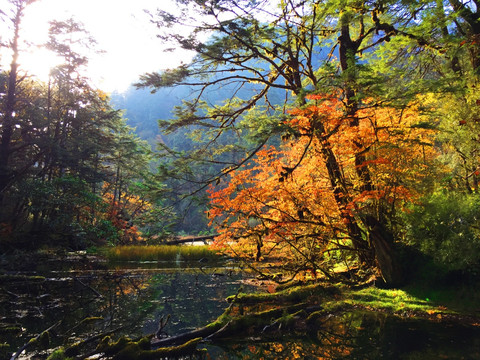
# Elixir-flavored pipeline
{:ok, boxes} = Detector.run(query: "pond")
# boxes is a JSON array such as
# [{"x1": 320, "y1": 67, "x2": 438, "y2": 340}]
[
  {"x1": 1, "y1": 254, "x2": 254, "y2": 359},
  {"x1": 206, "y1": 311, "x2": 480, "y2": 359},
  {"x1": 1, "y1": 254, "x2": 480, "y2": 359}
]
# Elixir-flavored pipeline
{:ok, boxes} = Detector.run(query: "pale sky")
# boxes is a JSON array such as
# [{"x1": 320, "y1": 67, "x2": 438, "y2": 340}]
[{"x1": 1, "y1": 0, "x2": 195, "y2": 92}]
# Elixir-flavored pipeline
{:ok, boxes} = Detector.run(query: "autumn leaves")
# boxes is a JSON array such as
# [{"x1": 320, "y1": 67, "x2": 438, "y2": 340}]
[{"x1": 207, "y1": 94, "x2": 437, "y2": 281}]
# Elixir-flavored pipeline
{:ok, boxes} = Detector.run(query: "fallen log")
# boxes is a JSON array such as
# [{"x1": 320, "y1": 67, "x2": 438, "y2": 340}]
[
  {"x1": 95, "y1": 335, "x2": 203, "y2": 360},
  {"x1": 10, "y1": 320, "x2": 61, "y2": 360},
  {"x1": 163, "y1": 234, "x2": 218, "y2": 245},
  {"x1": 151, "y1": 302, "x2": 316, "y2": 348}
]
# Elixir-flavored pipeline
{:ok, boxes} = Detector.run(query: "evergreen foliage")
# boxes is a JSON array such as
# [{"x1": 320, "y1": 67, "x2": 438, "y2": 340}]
[{"x1": 0, "y1": 4, "x2": 168, "y2": 250}]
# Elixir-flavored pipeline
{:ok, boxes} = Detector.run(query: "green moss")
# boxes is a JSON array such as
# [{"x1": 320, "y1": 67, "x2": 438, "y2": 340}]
[
  {"x1": 97, "y1": 336, "x2": 131, "y2": 355},
  {"x1": 64, "y1": 342, "x2": 82, "y2": 357},
  {"x1": 46, "y1": 348, "x2": 74, "y2": 360},
  {"x1": 38, "y1": 331, "x2": 51, "y2": 347},
  {"x1": 344, "y1": 287, "x2": 444, "y2": 314},
  {"x1": 136, "y1": 336, "x2": 151, "y2": 350},
  {"x1": 96, "y1": 335, "x2": 201, "y2": 360},
  {"x1": 227, "y1": 282, "x2": 339, "y2": 305},
  {"x1": 304, "y1": 285, "x2": 455, "y2": 326},
  {"x1": 303, "y1": 283, "x2": 466, "y2": 327},
  {"x1": 206, "y1": 316, "x2": 228, "y2": 330},
  {"x1": 277, "y1": 309, "x2": 304, "y2": 330}
]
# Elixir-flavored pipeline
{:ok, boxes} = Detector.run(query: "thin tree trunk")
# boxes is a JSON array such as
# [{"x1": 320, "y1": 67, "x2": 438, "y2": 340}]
[{"x1": 0, "y1": 4, "x2": 23, "y2": 219}]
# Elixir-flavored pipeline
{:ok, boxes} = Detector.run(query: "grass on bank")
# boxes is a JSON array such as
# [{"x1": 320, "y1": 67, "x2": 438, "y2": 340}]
[
  {"x1": 103, "y1": 245, "x2": 221, "y2": 262},
  {"x1": 227, "y1": 280, "x2": 474, "y2": 321},
  {"x1": 342, "y1": 287, "x2": 448, "y2": 315}
]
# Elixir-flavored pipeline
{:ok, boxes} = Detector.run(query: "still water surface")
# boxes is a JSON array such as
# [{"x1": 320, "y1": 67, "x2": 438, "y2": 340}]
[{"x1": 1, "y1": 256, "x2": 480, "y2": 359}]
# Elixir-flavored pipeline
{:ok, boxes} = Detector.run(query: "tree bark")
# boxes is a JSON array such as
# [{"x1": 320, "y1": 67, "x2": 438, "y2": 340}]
[
  {"x1": 366, "y1": 215, "x2": 403, "y2": 286},
  {"x1": 337, "y1": 12, "x2": 402, "y2": 285}
]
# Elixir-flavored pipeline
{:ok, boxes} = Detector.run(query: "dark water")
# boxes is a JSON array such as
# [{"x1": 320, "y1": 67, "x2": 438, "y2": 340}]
[
  {"x1": 206, "y1": 311, "x2": 480, "y2": 359},
  {"x1": 1, "y1": 256, "x2": 480, "y2": 359},
  {"x1": 1, "y1": 256, "x2": 251, "y2": 359}
]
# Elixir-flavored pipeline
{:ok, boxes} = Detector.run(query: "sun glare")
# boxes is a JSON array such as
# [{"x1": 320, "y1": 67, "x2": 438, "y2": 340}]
[
  {"x1": 19, "y1": 47, "x2": 63, "y2": 84},
  {"x1": 0, "y1": 0, "x2": 195, "y2": 93}
]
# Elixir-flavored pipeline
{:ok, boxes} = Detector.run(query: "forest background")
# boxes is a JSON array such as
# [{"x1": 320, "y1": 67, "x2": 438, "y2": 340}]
[{"x1": 2, "y1": 0, "x2": 480, "y2": 288}]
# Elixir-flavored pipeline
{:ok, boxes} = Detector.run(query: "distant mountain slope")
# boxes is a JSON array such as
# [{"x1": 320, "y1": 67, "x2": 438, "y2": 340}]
[{"x1": 110, "y1": 85, "x2": 192, "y2": 148}]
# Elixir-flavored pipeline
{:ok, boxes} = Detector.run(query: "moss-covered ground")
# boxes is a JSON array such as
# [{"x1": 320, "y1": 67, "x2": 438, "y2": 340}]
[{"x1": 228, "y1": 278, "x2": 480, "y2": 327}]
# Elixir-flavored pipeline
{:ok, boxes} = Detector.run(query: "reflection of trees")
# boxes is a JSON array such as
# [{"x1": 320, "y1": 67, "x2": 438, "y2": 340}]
[
  {"x1": 95, "y1": 271, "x2": 157, "y2": 331},
  {"x1": 204, "y1": 313, "x2": 362, "y2": 359},
  {"x1": 4, "y1": 267, "x2": 245, "y2": 356},
  {"x1": 1, "y1": 269, "x2": 157, "y2": 355},
  {"x1": 4, "y1": 268, "x2": 480, "y2": 359},
  {"x1": 148, "y1": 270, "x2": 249, "y2": 335},
  {"x1": 210, "y1": 311, "x2": 480, "y2": 359},
  {"x1": 205, "y1": 312, "x2": 397, "y2": 359}
]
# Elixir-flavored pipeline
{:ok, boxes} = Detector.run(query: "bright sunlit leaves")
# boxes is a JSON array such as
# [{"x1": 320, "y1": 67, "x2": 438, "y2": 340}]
[{"x1": 208, "y1": 95, "x2": 439, "y2": 278}]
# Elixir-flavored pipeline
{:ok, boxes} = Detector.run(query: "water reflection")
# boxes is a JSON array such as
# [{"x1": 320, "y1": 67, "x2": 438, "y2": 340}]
[
  {"x1": 2, "y1": 259, "x2": 480, "y2": 359},
  {"x1": 207, "y1": 311, "x2": 480, "y2": 359},
  {"x1": 0, "y1": 259, "x2": 250, "y2": 359}
]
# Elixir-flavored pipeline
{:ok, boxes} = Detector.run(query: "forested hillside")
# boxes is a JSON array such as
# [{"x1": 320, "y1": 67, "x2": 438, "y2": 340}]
[
  {"x1": 111, "y1": 86, "x2": 189, "y2": 149},
  {"x1": 110, "y1": 78, "x2": 285, "y2": 233}
]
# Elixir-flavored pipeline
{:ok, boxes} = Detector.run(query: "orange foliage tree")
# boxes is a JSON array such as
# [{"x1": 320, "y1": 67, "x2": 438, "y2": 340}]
[
  {"x1": 208, "y1": 94, "x2": 438, "y2": 282},
  {"x1": 100, "y1": 183, "x2": 153, "y2": 244}
]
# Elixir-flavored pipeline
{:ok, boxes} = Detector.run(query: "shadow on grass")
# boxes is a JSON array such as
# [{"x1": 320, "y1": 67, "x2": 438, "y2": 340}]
[{"x1": 398, "y1": 245, "x2": 480, "y2": 315}]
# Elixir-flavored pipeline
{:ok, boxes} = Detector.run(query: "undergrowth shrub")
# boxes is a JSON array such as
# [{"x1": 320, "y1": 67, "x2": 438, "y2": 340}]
[{"x1": 405, "y1": 192, "x2": 480, "y2": 277}]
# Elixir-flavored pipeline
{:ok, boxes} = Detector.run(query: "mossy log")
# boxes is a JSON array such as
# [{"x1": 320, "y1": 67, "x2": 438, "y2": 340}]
[
  {"x1": 96, "y1": 335, "x2": 202, "y2": 360},
  {"x1": 10, "y1": 321, "x2": 61, "y2": 360},
  {"x1": 226, "y1": 282, "x2": 339, "y2": 305},
  {"x1": 63, "y1": 325, "x2": 127, "y2": 358},
  {"x1": 151, "y1": 302, "x2": 322, "y2": 348},
  {"x1": 71, "y1": 282, "x2": 334, "y2": 358},
  {"x1": 151, "y1": 320, "x2": 224, "y2": 347},
  {"x1": 151, "y1": 283, "x2": 336, "y2": 349}
]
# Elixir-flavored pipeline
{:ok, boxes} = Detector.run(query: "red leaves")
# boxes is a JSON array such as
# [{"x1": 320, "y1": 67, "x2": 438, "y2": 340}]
[{"x1": 207, "y1": 94, "x2": 437, "y2": 265}]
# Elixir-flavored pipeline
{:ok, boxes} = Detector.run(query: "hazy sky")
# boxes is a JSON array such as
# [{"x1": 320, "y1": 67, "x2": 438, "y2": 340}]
[{"x1": 2, "y1": 0, "x2": 195, "y2": 92}]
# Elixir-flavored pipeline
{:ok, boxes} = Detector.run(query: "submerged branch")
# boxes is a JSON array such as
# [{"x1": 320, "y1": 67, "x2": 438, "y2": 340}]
[{"x1": 10, "y1": 321, "x2": 62, "y2": 360}]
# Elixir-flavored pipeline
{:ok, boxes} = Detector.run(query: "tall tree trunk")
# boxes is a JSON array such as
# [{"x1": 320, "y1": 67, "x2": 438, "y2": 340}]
[
  {"x1": 313, "y1": 117, "x2": 373, "y2": 265},
  {"x1": 449, "y1": 0, "x2": 480, "y2": 74},
  {"x1": 338, "y1": 14, "x2": 403, "y2": 285}
]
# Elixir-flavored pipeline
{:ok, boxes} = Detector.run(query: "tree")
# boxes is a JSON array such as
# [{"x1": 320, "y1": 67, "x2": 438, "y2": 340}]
[
  {"x1": 208, "y1": 95, "x2": 438, "y2": 280},
  {"x1": 139, "y1": 0, "x2": 458, "y2": 284},
  {"x1": 0, "y1": 15, "x2": 166, "y2": 249},
  {"x1": 0, "y1": 0, "x2": 38, "y2": 223}
]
